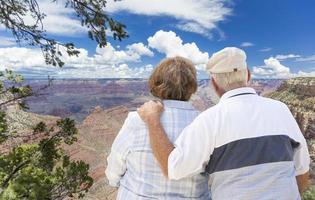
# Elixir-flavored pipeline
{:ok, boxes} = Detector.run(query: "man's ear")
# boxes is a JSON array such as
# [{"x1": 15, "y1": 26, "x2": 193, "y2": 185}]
[
  {"x1": 211, "y1": 77, "x2": 223, "y2": 97},
  {"x1": 211, "y1": 77, "x2": 218, "y2": 91},
  {"x1": 247, "y1": 68, "x2": 251, "y2": 83}
]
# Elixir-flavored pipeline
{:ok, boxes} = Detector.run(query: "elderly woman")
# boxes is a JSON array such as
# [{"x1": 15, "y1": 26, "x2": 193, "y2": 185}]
[{"x1": 105, "y1": 56, "x2": 210, "y2": 200}]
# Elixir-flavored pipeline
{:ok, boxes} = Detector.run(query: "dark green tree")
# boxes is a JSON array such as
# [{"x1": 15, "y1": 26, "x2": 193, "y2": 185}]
[
  {"x1": 0, "y1": 0, "x2": 128, "y2": 199},
  {"x1": 0, "y1": 71, "x2": 94, "y2": 199}
]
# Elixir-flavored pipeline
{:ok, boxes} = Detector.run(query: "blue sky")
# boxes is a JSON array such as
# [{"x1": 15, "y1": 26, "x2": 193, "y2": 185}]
[{"x1": 0, "y1": 0, "x2": 314, "y2": 79}]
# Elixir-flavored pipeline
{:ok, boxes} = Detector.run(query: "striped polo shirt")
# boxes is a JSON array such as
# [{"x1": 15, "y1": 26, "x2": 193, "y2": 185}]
[{"x1": 168, "y1": 87, "x2": 310, "y2": 200}]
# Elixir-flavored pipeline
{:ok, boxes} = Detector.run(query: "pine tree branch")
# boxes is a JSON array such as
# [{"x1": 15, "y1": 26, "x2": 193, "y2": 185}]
[{"x1": 0, "y1": 159, "x2": 30, "y2": 189}]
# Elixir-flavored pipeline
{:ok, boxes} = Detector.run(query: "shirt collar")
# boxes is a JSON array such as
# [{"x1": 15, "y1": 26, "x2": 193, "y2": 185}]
[
  {"x1": 220, "y1": 87, "x2": 257, "y2": 102},
  {"x1": 162, "y1": 100, "x2": 195, "y2": 110}
]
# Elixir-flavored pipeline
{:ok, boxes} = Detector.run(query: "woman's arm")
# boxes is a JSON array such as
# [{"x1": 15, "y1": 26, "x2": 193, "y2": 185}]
[{"x1": 105, "y1": 113, "x2": 135, "y2": 187}]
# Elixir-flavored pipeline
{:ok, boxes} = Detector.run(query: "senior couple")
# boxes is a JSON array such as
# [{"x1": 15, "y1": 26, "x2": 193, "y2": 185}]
[{"x1": 106, "y1": 47, "x2": 310, "y2": 200}]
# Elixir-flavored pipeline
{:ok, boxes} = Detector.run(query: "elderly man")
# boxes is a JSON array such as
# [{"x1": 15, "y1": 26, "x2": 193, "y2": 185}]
[{"x1": 137, "y1": 47, "x2": 310, "y2": 200}]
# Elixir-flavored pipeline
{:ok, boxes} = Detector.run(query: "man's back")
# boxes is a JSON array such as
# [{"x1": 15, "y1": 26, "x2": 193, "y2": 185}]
[
  {"x1": 167, "y1": 87, "x2": 310, "y2": 200},
  {"x1": 206, "y1": 88, "x2": 307, "y2": 199}
]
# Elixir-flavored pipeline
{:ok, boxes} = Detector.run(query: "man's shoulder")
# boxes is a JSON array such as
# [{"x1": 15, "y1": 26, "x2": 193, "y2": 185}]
[
  {"x1": 197, "y1": 96, "x2": 291, "y2": 118},
  {"x1": 196, "y1": 104, "x2": 221, "y2": 121},
  {"x1": 257, "y1": 96, "x2": 290, "y2": 111}
]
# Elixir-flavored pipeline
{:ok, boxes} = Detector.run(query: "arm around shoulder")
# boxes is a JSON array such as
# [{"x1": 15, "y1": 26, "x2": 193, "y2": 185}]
[{"x1": 168, "y1": 112, "x2": 215, "y2": 180}]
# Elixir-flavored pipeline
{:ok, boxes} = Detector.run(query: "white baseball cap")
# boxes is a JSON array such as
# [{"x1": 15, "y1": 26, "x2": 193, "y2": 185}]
[{"x1": 206, "y1": 47, "x2": 247, "y2": 74}]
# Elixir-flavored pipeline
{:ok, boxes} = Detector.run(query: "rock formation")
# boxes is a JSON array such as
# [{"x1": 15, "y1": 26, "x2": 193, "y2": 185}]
[
  {"x1": 0, "y1": 101, "x2": 59, "y2": 154},
  {"x1": 267, "y1": 77, "x2": 315, "y2": 182},
  {"x1": 64, "y1": 106, "x2": 129, "y2": 200},
  {"x1": 4, "y1": 78, "x2": 312, "y2": 199}
]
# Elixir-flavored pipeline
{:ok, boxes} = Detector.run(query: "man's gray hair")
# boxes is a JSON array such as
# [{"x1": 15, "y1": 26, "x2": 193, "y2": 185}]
[{"x1": 211, "y1": 69, "x2": 248, "y2": 91}]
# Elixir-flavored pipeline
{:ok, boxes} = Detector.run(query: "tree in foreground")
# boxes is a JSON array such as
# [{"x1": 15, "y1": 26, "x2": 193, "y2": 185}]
[
  {"x1": 0, "y1": 71, "x2": 94, "y2": 199},
  {"x1": 0, "y1": 0, "x2": 128, "y2": 199}
]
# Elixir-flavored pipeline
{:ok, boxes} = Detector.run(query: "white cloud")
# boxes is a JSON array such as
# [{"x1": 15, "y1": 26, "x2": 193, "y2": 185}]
[
  {"x1": 0, "y1": 42, "x2": 154, "y2": 78},
  {"x1": 0, "y1": 30, "x2": 211, "y2": 78},
  {"x1": 106, "y1": 0, "x2": 232, "y2": 36},
  {"x1": 0, "y1": 47, "x2": 45, "y2": 69},
  {"x1": 57, "y1": 63, "x2": 154, "y2": 78},
  {"x1": 0, "y1": 37, "x2": 16, "y2": 46},
  {"x1": 296, "y1": 54, "x2": 315, "y2": 62},
  {"x1": 33, "y1": 1, "x2": 86, "y2": 36},
  {"x1": 0, "y1": 1, "x2": 86, "y2": 36},
  {"x1": 94, "y1": 42, "x2": 153, "y2": 64},
  {"x1": 259, "y1": 47, "x2": 272, "y2": 52},
  {"x1": 253, "y1": 56, "x2": 315, "y2": 78},
  {"x1": 126, "y1": 43, "x2": 154, "y2": 57},
  {"x1": 264, "y1": 57, "x2": 290, "y2": 75},
  {"x1": 176, "y1": 22, "x2": 212, "y2": 38},
  {"x1": 240, "y1": 42, "x2": 254, "y2": 47},
  {"x1": 148, "y1": 30, "x2": 209, "y2": 70},
  {"x1": 275, "y1": 54, "x2": 301, "y2": 60},
  {"x1": 296, "y1": 70, "x2": 315, "y2": 77}
]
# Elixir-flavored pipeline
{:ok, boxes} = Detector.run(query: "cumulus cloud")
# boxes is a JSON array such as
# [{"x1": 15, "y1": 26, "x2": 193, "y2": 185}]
[
  {"x1": 56, "y1": 63, "x2": 154, "y2": 79},
  {"x1": 105, "y1": 0, "x2": 232, "y2": 37},
  {"x1": 148, "y1": 30, "x2": 209, "y2": 70},
  {"x1": 253, "y1": 56, "x2": 315, "y2": 78},
  {"x1": 240, "y1": 42, "x2": 254, "y2": 47},
  {"x1": 0, "y1": 47, "x2": 45, "y2": 69},
  {"x1": 126, "y1": 43, "x2": 154, "y2": 57},
  {"x1": 94, "y1": 42, "x2": 153, "y2": 65},
  {"x1": 0, "y1": 29, "x2": 211, "y2": 78},
  {"x1": 0, "y1": 42, "x2": 154, "y2": 78}
]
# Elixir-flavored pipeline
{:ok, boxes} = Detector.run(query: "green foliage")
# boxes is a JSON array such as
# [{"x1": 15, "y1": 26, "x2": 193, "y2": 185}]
[
  {"x1": 0, "y1": 72, "x2": 93, "y2": 199},
  {"x1": 0, "y1": 70, "x2": 32, "y2": 110},
  {"x1": 303, "y1": 187, "x2": 315, "y2": 200},
  {"x1": 0, "y1": 0, "x2": 128, "y2": 67},
  {"x1": 0, "y1": 0, "x2": 124, "y2": 197},
  {"x1": 0, "y1": 112, "x2": 8, "y2": 143}
]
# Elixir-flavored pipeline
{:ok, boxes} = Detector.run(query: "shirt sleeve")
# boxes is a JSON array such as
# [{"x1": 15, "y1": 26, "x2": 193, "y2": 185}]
[
  {"x1": 284, "y1": 105, "x2": 310, "y2": 176},
  {"x1": 105, "y1": 112, "x2": 135, "y2": 187},
  {"x1": 168, "y1": 112, "x2": 215, "y2": 180}
]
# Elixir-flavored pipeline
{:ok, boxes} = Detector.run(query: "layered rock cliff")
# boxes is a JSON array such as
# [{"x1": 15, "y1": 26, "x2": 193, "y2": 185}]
[
  {"x1": 64, "y1": 106, "x2": 129, "y2": 200},
  {"x1": 73, "y1": 77, "x2": 314, "y2": 199},
  {"x1": 0, "y1": 101, "x2": 59, "y2": 154},
  {"x1": 267, "y1": 77, "x2": 315, "y2": 138},
  {"x1": 267, "y1": 77, "x2": 315, "y2": 182},
  {"x1": 2, "y1": 78, "x2": 312, "y2": 199}
]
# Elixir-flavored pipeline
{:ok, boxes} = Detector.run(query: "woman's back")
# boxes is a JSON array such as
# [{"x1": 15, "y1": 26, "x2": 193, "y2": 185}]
[
  {"x1": 106, "y1": 56, "x2": 210, "y2": 199},
  {"x1": 113, "y1": 100, "x2": 210, "y2": 199}
]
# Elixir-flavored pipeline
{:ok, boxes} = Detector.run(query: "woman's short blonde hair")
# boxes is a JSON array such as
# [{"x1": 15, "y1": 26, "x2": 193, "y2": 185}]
[{"x1": 149, "y1": 56, "x2": 197, "y2": 101}]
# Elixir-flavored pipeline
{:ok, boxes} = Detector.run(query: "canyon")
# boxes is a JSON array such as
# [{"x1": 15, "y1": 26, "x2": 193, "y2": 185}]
[{"x1": 2, "y1": 78, "x2": 314, "y2": 199}]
